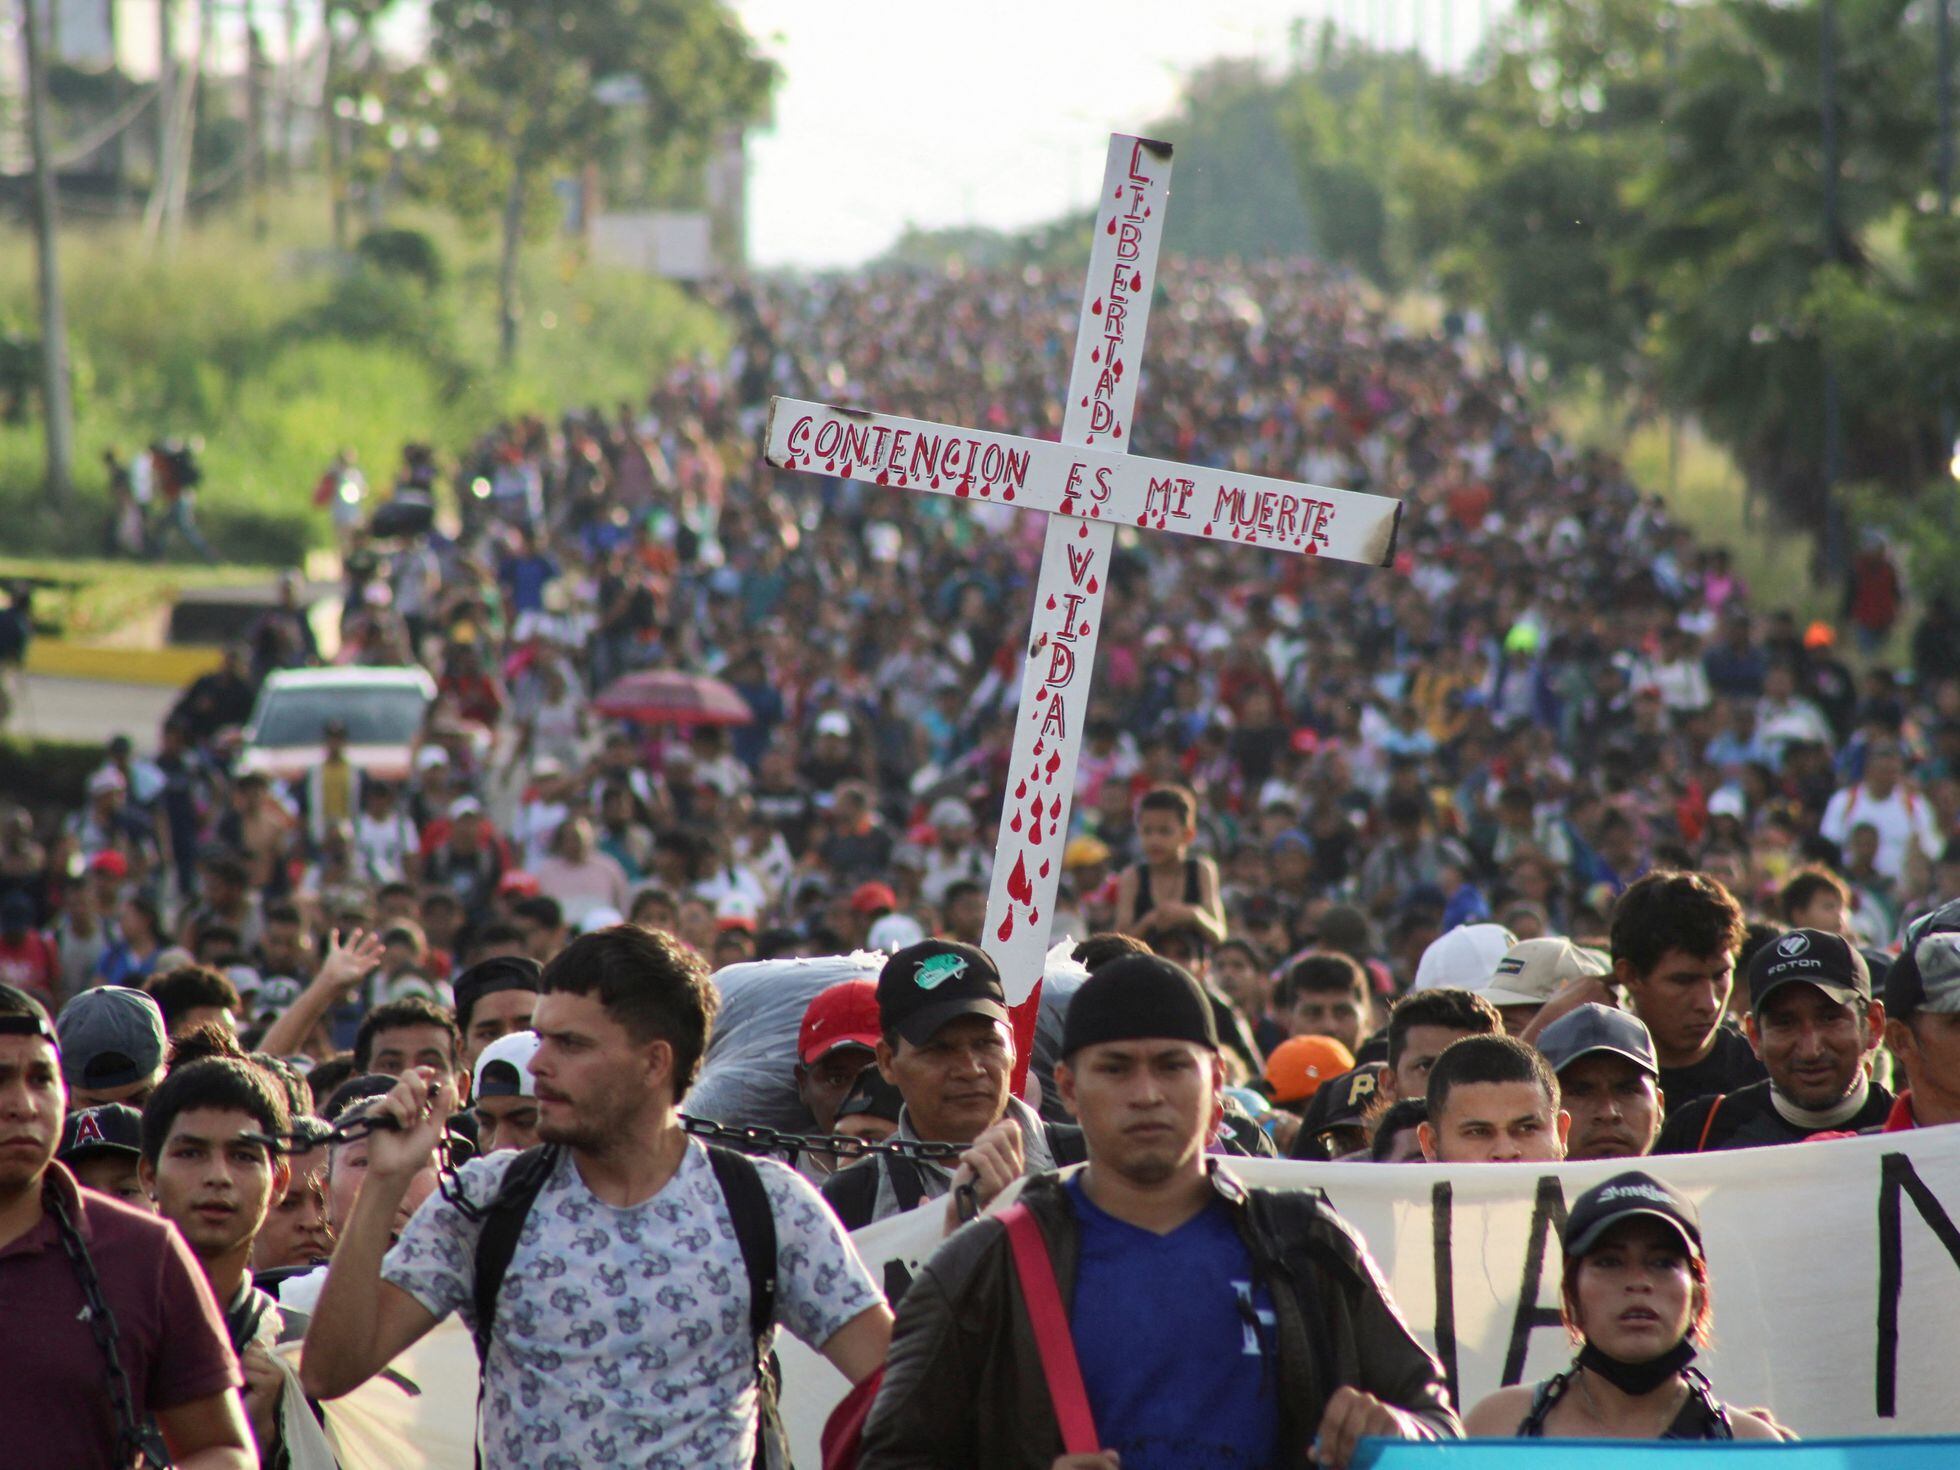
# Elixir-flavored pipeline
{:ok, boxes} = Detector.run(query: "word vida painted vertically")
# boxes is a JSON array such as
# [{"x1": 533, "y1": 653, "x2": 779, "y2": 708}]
[{"x1": 763, "y1": 135, "x2": 1404, "y2": 1076}]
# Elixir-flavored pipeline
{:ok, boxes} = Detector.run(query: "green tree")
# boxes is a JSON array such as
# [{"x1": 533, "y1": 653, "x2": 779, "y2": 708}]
[
  {"x1": 423, "y1": 0, "x2": 774, "y2": 364},
  {"x1": 1626, "y1": 0, "x2": 1936, "y2": 517}
]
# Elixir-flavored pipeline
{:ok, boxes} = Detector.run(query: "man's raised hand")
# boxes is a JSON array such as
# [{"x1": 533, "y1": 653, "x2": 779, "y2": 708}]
[
  {"x1": 316, "y1": 927, "x2": 386, "y2": 997},
  {"x1": 365, "y1": 1066, "x2": 457, "y2": 1182}
]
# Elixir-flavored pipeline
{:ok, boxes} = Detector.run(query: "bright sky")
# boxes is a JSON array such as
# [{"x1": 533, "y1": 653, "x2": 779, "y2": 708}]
[{"x1": 735, "y1": 0, "x2": 1516, "y2": 269}]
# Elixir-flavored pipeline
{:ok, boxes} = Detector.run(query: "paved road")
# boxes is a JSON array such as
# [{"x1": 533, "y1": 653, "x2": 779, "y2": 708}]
[{"x1": 7, "y1": 676, "x2": 180, "y2": 753}]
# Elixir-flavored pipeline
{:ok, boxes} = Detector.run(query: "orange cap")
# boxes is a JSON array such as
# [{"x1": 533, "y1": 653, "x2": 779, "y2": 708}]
[
  {"x1": 1804, "y1": 620, "x2": 1836, "y2": 650},
  {"x1": 1264, "y1": 1034, "x2": 1358, "y2": 1106}
]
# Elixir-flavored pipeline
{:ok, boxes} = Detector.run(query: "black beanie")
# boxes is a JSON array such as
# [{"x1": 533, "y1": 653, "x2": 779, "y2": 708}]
[{"x1": 1061, "y1": 954, "x2": 1219, "y2": 1058}]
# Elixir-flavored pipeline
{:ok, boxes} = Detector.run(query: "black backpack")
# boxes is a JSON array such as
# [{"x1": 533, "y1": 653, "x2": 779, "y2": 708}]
[{"x1": 469, "y1": 1143, "x2": 788, "y2": 1468}]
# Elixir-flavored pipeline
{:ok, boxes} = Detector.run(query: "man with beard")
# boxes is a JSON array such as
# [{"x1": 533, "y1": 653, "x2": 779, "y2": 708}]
[{"x1": 301, "y1": 925, "x2": 892, "y2": 1468}]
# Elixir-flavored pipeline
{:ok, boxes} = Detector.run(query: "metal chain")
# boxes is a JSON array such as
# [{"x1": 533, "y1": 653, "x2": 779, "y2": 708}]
[
  {"x1": 277, "y1": 1109, "x2": 967, "y2": 1164},
  {"x1": 46, "y1": 1184, "x2": 166, "y2": 1470},
  {"x1": 676, "y1": 1115, "x2": 967, "y2": 1163}
]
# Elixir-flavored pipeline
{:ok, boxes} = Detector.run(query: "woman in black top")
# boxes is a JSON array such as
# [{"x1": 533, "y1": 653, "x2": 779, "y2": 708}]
[{"x1": 1464, "y1": 1171, "x2": 1785, "y2": 1442}]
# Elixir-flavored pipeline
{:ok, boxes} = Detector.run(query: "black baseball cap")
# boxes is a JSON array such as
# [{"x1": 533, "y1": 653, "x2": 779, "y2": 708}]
[
  {"x1": 1888, "y1": 902, "x2": 1960, "y2": 1022},
  {"x1": 1536, "y1": 1003, "x2": 1659, "y2": 1078},
  {"x1": 57, "y1": 1103, "x2": 144, "y2": 1163},
  {"x1": 1563, "y1": 1170, "x2": 1703, "y2": 1260},
  {"x1": 875, "y1": 940, "x2": 1009, "y2": 1048},
  {"x1": 1745, "y1": 929, "x2": 1870, "y2": 1013},
  {"x1": 1298, "y1": 1061, "x2": 1387, "y2": 1139},
  {"x1": 452, "y1": 955, "x2": 542, "y2": 1032}
]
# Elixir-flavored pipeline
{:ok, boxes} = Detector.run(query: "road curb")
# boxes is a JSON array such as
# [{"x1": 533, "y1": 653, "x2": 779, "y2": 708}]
[{"x1": 24, "y1": 641, "x2": 222, "y2": 686}]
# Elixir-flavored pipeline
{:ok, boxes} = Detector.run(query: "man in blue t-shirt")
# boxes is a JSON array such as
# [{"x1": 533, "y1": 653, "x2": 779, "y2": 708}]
[{"x1": 862, "y1": 954, "x2": 1460, "y2": 1470}]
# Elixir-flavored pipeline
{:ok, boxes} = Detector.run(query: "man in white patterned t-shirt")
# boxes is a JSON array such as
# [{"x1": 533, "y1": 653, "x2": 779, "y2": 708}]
[{"x1": 300, "y1": 925, "x2": 892, "y2": 1469}]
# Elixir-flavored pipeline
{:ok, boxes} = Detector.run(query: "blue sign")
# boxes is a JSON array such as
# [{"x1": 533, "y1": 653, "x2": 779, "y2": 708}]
[{"x1": 1355, "y1": 1438, "x2": 1960, "y2": 1470}]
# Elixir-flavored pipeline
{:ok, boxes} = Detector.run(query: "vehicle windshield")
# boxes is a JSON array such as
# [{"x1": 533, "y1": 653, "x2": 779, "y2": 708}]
[{"x1": 252, "y1": 685, "x2": 428, "y2": 747}]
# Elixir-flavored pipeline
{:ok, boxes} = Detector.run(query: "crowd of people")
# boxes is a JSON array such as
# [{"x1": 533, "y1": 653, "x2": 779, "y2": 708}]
[{"x1": 1, "y1": 250, "x2": 1958, "y2": 1466}]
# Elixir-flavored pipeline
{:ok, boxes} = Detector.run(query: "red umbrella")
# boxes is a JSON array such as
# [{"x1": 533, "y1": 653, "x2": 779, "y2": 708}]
[{"x1": 592, "y1": 670, "x2": 753, "y2": 727}]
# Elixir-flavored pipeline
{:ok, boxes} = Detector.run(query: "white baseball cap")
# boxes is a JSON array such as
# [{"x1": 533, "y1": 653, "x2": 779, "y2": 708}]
[
  {"x1": 1479, "y1": 937, "x2": 1611, "y2": 1008},
  {"x1": 473, "y1": 1029, "x2": 540, "y2": 1099},
  {"x1": 1412, "y1": 923, "x2": 1518, "y2": 993}
]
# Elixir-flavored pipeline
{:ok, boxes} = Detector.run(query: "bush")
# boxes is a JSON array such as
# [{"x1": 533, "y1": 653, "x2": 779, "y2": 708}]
[
  {"x1": 356, "y1": 229, "x2": 445, "y2": 291},
  {"x1": 0, "y1": 736, "x2": 105, "y2": 815}
]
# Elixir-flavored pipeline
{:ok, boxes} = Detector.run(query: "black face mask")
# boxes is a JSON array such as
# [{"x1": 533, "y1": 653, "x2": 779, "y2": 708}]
[{"x1": 1578, "y1": 1339, "x2": 1698, "y2": 1398}]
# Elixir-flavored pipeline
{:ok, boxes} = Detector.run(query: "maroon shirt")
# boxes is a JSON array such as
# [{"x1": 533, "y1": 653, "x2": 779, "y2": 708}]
[{"x1": 0, "y1": 1163, "x2": 240, "y2": 1470}]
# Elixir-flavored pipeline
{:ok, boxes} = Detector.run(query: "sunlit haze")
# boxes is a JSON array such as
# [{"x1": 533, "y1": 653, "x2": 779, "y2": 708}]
[{"x1": 736, "y1": 0, "x2": 1514, "y2": 269}]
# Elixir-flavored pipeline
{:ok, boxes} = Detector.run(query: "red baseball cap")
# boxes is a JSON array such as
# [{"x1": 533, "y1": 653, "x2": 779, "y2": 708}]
[
  {"x1": 88, "y1": 850, "x2": 130, "y2": 879},
  {"x1": 849, "y1": 881, "x2": 899, "y2": 916},
  {"x1": 498, "y1": 870, "x2": 540, "y2": 897},
  {"x1": 797, "y1": 980, "x2": 882, "y2": 1066}
]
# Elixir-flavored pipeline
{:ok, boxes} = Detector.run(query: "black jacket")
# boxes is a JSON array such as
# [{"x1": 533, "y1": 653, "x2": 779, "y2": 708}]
[{"x1": 858, "y1": 1164, "x2": 1461, "y2": 1470}]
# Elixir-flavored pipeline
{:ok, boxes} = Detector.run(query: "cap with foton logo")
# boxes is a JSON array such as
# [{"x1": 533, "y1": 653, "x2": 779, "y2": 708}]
[{"x1": 1745, "y1": 929, "x2": 1870, "y2": 1013}]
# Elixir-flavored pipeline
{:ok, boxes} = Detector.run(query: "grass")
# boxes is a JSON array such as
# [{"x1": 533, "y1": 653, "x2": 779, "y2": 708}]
[
  {"x1": 0, "y1": 188, "x2": 728, "y2": 563},
  {"x1": 1554, "y1": 388, "x2": 1838, "y2": 630}
]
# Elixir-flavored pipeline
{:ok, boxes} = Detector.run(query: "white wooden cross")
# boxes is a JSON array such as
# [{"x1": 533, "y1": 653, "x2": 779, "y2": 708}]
[{"x1": 762, "y1": 134, "x2": 1402, "y2": 1075}]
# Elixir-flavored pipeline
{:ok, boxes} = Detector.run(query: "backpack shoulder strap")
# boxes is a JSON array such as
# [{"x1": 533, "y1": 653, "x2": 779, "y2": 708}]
[
  {"x1": 707, "y1": 1145, "x2": 778, "y2": 1344},
  {"x1": 1694, "y1": 1094, "x2": 1728, "y2": 1153},
  {"x1": 471, "y1": 1144, "x2": 560, "y2": 1368}
]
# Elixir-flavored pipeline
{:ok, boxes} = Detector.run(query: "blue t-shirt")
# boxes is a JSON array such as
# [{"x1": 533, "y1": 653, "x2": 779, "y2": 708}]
[{"x1": 1066, "y1": 1175, "x2": 1281, "y2": 1469}]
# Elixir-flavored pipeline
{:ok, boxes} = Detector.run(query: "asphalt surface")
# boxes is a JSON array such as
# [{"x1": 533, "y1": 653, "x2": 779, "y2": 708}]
[{"x1": 8, "y1": 676, "x2": 180, "y2": 753}]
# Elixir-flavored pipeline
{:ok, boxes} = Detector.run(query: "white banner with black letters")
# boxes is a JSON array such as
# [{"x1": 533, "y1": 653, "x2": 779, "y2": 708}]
[{"x1": 779, "y1": 1125, "x2": 1960, "y2": 1458}]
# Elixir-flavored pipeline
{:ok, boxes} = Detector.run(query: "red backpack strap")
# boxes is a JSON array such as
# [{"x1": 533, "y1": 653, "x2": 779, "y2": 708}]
[
  {"x1": 1000, "y1": 1200, "x2": 1100, "y2": 1456},
  {"x1": 1695, "y1": 1093, "x2": 1727, "y2": 1153}
]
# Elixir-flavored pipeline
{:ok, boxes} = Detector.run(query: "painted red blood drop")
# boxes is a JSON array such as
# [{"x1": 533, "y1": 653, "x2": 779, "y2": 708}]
[
  {"x1": 1091, "y1": 298, "x2": 1103, "y2": 315},
  {"x1": 1004, "y1": 487, "x2": 1015, "y2": 501},
  {"x1": 1078, "y1": 524, "x2": 1088, "y2": 538},
  {"x1": 840, "y1": 462, "x2": 854, "y2": 478},
  {"x1": 1007, "y1": 853, "x2": 1034, "y2": 905},
  {"x1": 1079, "y1": 622, "x2": 1092, "y2": 636},
  {"x1": 1045, "y1": 751, "x2": 1061, "y2": 773},
  {"x1": 1112, "y1": 360, "x2": 1124, "y2": 379},
  {"x1": 1039, "y1": 860, "x2": 1051, "y2": 879},
  {"x1": 1306, "y1": 542, "x2": 1319, "y2": 556},
  {"x1": 1131, "y1": 271, "x2": 1143, "y2": 290},
  {"x1": 876, "y1": 470, "x2": 889, "y2": 485},
  {"x1": 824, "y1": 460, "x2": 836, "y2": 473},
  {"x1": 1015, "y1": 780, "x2": 1027, "y2": 799},
  {"x1": 998, "y1": 912, "x2": 1015, "y2": 941},
  {"x1": 1087, "y1": 576, "x2": 1099, "y2": 593},
  {"x1": 1203, "y1": 523, "x2": 1214, "y2": 536},
  {"x1": 1136, "y1": 513, "x2": 1148, "y2": 526},
  {"x1": 1114, "y1": 425, "x2": 1123, "y2": 437},
  {"x1": 1010, "y1": 813, "x2": 1023, "y2": 833},
  {"x1": 1046, "y1": 594, "x2": 1057, "y2": 609},
  {"x1": 1106, "y1": 218, "x2": 1117, "y2": 235},
  {"x1": 1092, "y1": 348, "x2": 1100, "y2": 363},
  {"x1": 1029, "y1": 908, "x2": 1039, "y2": 925},
  {"x1": 1090, "y1": 505, "x2": 1100, "y2": 517}
]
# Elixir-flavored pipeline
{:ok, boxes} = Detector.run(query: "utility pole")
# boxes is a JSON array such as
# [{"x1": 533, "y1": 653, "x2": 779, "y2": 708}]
[
  {"x1": 1940, "y1": 0, "x2": 1954, "y2": 213},
  {"x1": 21, "y1": 0, "x2": 77, "y2": 509},
  {"x1": 1820, "y1": 0, "x2": 1848, "y2": 583}
]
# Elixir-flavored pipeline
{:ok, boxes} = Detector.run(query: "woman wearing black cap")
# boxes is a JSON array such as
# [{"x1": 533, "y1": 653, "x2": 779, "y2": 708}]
[{"x1": 1464, "y1": 1171, "x2": 1786, "y2": 1441}]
